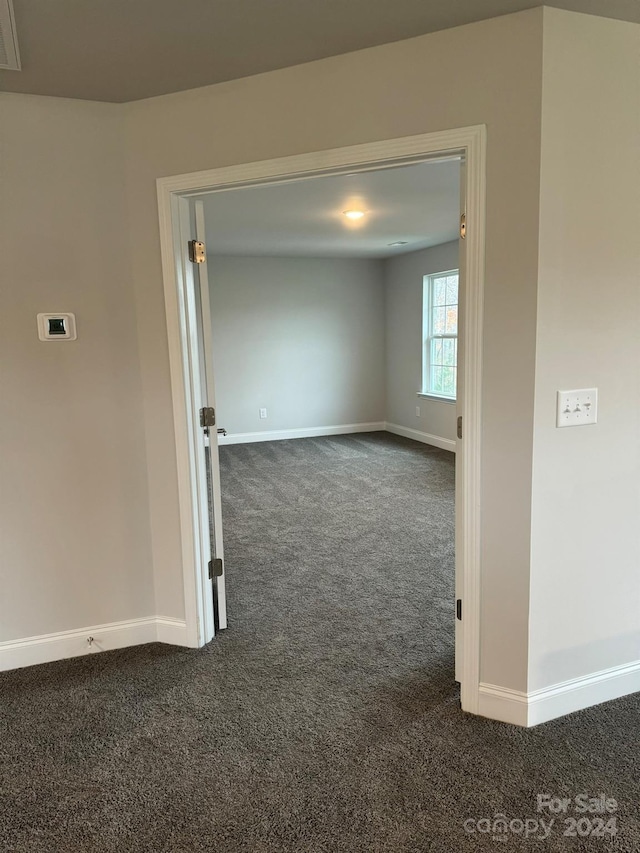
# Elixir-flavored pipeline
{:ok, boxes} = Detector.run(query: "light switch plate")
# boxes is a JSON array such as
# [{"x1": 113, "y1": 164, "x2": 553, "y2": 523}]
[
  {"x1": 37, "y1": 313, "x2": 77, "y2": 341},
  {"x1": 556, "y1": 388, "x2": 598, "y2": 428}
]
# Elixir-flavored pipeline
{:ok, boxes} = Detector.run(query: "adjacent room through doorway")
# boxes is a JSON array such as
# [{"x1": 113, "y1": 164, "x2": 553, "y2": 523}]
[{"x1": 199, "y1": 158, "x2": 463, "y2": 686}]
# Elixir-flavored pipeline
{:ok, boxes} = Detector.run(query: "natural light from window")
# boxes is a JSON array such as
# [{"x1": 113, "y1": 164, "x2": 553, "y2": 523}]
[{"x1": 422, "y1": 270, "x2": 459, "y2": 399}]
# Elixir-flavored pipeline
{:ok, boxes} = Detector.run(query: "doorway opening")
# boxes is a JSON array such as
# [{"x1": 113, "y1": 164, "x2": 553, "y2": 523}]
[{"x1": 156, "y1": 127, "x2": 485, "y2": 716}]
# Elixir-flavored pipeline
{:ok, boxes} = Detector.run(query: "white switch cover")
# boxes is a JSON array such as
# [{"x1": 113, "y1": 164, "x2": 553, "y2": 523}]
[
  {"x1": 259, "y1": 408, "x2": 267, "y2": 419},
  {"x1": 556, "y1": 388, "x2": 598, "y2": 428}
]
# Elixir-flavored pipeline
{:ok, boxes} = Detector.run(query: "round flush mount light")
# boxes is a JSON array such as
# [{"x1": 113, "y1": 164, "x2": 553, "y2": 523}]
[
  {"x1": 388, "y1": 241, "x2": 409, "y2": 247},
  {"x1": 343, "y1": 209, "x2": 366, "y2": 220}
]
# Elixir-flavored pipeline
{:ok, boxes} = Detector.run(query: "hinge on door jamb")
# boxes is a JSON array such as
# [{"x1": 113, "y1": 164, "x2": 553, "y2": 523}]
[
  {"x1": 460, "y1": 213, "x2": 466, "y2": 239},
  {"x1": 457, "y1": 416, "x2": 463, "y2": 439},
  {"x1": 200, "y1": 407, "x2": 216, "y2": 428},
  {"x1": 456, "y1": 599, "x2": 462, "y2": 621},
  {"x1": 209, "y1": 558, "x2": 223, "y2": 579},
  {"x1": 188, "y1": 239, "x2": 206, "y2": 264}
]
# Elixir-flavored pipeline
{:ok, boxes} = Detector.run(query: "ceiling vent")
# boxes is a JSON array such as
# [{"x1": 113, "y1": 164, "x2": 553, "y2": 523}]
[{"x1": 0, "y1": 0, "x2": 20, "y2": 71}]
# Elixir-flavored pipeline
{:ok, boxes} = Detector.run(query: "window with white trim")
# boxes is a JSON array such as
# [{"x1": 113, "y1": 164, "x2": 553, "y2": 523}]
[{"x1": 422, "y1": 270, "x2": 459, "y2": 399}]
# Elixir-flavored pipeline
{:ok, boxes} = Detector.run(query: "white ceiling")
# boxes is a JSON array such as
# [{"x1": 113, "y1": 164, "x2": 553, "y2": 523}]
[
  {"x1": 1, "y1": 0, "x2": 639, "y2": 102},
  {"x1": 202, "y1": 158, "x2": 460, "y2": 260}
]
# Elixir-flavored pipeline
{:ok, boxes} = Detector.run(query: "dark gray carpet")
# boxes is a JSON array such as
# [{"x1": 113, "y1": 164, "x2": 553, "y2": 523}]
[{"x1": 1, "y1": 432, "x2": 638, "y2": 852}]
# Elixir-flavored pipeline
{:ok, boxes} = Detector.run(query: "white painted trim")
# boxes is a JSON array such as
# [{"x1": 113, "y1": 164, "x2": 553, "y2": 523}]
[
  {"x1": 527, "y1": 660, "x2": 640, "y2": 726},
  {"x1": 194, "y1": 201, "x2": 228, "y2": 634},
  {"x1": 156, "y1": 125, "x2": 486, "y2": 720},
  {"x1": 480, "y1": 660, "x2": 640, "y2": 727},
  {"x1": 384, "y1": 422, "x2": 456, "y2": 453},
  {"x1": 158, "y1": 128, "x2": 483, "y2": 197},
  {"x1": 219, "y1": 422, "x2": 385, "y2": 445},
  {"x1": 156, "y1": 193, "x2": 212, "y2": 649},
  {"x1": 0, "y1": 617, "x2": 189, "y2": 673},
  {"x1": 0, "y1": 618, "x2": 154, "y2": 672},
  {"x1": 416, "y1": 392, "x2": 456, "y2": 405},
  {"x1": 155, "y1": 617, "x2": 190, "y2": 646},
  {"x1": 457, "y1": 126, "x2": 485, "y2": 716},
  {"x1": 478, "y1": 683, "x2": 529, "y2": 726}
]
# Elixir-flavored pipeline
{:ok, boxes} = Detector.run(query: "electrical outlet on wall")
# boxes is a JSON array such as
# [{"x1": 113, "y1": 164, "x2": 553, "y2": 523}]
[
  {"x1": 259, "y1": 408, "x2": 267, "y2": 419},
  {"x1": 556, "y1": 389, "x2": 598, "y2": 428},
  {"x1": 416, "y1": 405, "x2": 420, "y2": 417}
]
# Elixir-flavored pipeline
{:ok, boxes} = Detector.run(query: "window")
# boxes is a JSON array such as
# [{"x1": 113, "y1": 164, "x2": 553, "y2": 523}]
[{"x1": 422, "y1": 270, "x2": 459, "y2": 399}]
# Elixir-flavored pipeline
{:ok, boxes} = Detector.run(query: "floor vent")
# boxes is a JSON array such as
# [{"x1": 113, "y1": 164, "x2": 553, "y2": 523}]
[{"x1": 0, "y1": 0, "x2": 20, "y2": 71}]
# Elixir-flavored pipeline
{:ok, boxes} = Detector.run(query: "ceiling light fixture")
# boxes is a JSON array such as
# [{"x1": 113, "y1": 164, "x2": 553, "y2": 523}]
[
  {"x1": 388, "y1": 241, "x2": 409, "y2": 247},
  {"x1": 343, "y1": 209, "x2": 366, "y2": 220}
]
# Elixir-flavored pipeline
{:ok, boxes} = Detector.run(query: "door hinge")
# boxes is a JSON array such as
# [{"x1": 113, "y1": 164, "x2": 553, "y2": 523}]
[
  {"x1": 460, "y1": 213, "x2": 466, "y2": 240},
  {"x1": 188, "y1": 239, "x2": 206, "y2": 264},
  {"x1": 456, "y1": 598, "x2": 462, "y2": 621},
  {"x1": 209, "y1": 557, "x2": 223, "y2": 579},
  {"x1": 200, "y1": 407, "x2": 216, "y2": 428},
  {"x1": 457, "y1": 416, "x2": 463, "y2": 439}
]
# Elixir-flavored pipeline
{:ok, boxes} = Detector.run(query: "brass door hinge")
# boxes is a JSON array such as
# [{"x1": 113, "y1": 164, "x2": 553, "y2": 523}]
[{"x1": 188, "y1": 240, "x2": 206, "y2": 264}]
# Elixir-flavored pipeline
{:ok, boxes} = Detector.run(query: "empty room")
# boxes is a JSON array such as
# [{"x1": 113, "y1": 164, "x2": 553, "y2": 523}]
[
  {"x1": 2, "y1": 1, "x2": 640, "y2": 850},
  {"x1": 198, "y1": 158, "x2": 462, "y2": 712}
]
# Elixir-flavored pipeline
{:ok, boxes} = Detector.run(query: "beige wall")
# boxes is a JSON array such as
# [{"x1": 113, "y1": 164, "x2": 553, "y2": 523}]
[
  {"x1": 124, "y1": 9, "x2": 545, "y2": 691},
  {"x1": 384, "y1": 242, "x2": 459, "y2": 443},
  {"x1": 3, "y1": 6, "x2": 639, "y2": 716},
  {"x1": 2, "y1": 10, "x2": 546, "y2": 694},
  {"x1": 529, "y1": 10, "x2": 640, "y2": 690},
  {"x1": 0, "y1": 95, "x2": 155, "y2": 641},
  {"x1": 209, "y1": 256, "x2": 385, "y2": 435}
]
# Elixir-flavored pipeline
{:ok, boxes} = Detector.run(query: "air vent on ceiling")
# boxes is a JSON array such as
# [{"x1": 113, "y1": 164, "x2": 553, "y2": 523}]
[{"x1": 0, "y1": 0, "x2": 20, "y2": 71}]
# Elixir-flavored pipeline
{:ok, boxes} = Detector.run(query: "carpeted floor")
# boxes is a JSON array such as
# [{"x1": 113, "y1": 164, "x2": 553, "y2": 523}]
[{"x1": 1, "y1": 432, "x2": 639, "y2": 852}]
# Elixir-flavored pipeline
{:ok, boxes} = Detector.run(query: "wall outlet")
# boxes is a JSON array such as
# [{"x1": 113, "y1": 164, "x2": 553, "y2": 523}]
[
  {"x1": 416, "y1": 405, "x2": 420, "y2": 417},
  {"x1": 556, "y1": 389, "x2": 598, "y2": 428},
  {"x1": 259, "y1": 408, "x2": 267, "y2": 419}
]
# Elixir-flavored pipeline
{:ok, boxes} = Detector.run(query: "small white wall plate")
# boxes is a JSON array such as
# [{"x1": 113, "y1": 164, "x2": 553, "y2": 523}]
[
  {"x1": 37, "y1": 313, "x2": 77, "y2": 341},
  {"x1": 556, "y1": 388, "x2": 598, "y2": 427}
]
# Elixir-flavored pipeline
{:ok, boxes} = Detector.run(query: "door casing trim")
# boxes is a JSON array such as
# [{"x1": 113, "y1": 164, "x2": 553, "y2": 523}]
[{"x1": 156, "y1": 125, "x2": 486, "y2": 714}]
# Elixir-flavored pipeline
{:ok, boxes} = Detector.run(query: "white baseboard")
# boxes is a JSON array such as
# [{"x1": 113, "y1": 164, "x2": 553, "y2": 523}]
[
  {"x1": 218, "y1": 421, "x2": 386, "y2": 445},
  {"x1": 218, "y1": 421, "x2": 457, "y2": 453},
  {"x1": 527, "y1": 660, "x2": 640, "y2": 726},
  {"x1": 155, "y1": 616, "x2": 189, "y2": 646},
  {"x1": 478, "y1": 683, "x2": 529, "y2": 726},
  {"x1": 384, "y1": 422, "x2": 456, "y2": 453},
  {"x1": 479, "y1": 659, "x2": 640, "y2": 727},
  {"x1": 0, "y1": 616, "x2": 189, "y2": 673}
]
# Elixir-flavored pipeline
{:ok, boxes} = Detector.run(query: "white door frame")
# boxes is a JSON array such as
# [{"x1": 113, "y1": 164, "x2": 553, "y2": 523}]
[{"x1": 156, "y1": 125, "x2": 486, "y2": 715}]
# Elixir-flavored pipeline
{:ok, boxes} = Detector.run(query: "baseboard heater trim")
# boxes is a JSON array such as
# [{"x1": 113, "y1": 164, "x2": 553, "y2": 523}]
[{"x1": 0, "y1": 616, "x2": 189, "y2": 673}]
